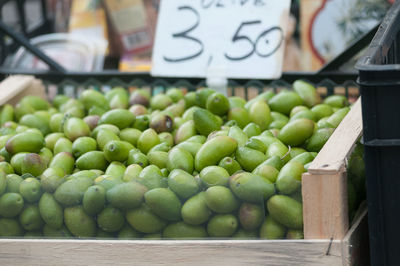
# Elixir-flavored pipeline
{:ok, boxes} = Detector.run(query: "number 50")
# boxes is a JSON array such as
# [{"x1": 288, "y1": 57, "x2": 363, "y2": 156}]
[{"x1": 225, "y1": 21, "x2": 284, "y2": 61}]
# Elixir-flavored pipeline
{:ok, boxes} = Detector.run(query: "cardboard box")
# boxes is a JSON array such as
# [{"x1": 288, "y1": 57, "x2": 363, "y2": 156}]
[
  {"x1": 68, "y1": 0, "x2": 109, "y2": 55},
  {"x1": 104, "y1": 0, "x2": 159, "y2": 56}
]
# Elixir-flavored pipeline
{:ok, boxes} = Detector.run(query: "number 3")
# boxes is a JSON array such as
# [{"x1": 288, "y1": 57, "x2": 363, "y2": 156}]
[{"x1": 163, "y1": 6, "x2": 204, "y2": 63}]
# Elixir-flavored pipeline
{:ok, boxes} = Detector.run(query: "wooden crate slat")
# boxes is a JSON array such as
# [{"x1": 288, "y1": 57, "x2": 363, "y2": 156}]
[
  {"x1": 0, "y1": 239, "x2": 343, "y2": 266},
  {"x1": 0, "y1": 75, "x2": 35, "y2": 106},
  {"x1": 0, "y1": 209, "x2": 368, "y2": 266},
  {"x1": 302, "y1": 170, "x2": 349, "y2": 240},
  {"x1": 308, "y1": 98, "x2": 363, "y2": 175}
]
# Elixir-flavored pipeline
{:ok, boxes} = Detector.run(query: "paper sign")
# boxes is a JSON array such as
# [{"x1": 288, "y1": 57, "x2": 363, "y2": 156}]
[{"x1": 151, "y1": 0, "x2": 291, "y2": 79}]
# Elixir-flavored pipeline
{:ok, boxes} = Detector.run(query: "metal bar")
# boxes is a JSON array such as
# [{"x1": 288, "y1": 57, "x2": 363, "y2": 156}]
[
  {"x1": 39, "y1": 0, "x2": 53, "y2": 33},
  {"x1": 40, "y1": 0, "x2": 47, "y2": 20},
  {"x1": 0, "y1": 20, "x2": 66, "y2": 73},
  {"x1": 0, "y1": 1, "x2": 5, "y2": 64},
  {"x1": 0, "y1": 69, "x2": 358, "y2": 85},
  {"x1": 26, "y1": 22, "x2": 51, "y2": 38},
  {"x1": 318, "y1": 24, "x2": 380, "y2": 73},
  {"x1": 3, "y1": 21, "x2": 53, "y2": 54},
  {"x1": 16, "y1": 0, "x2": 26, "y2": 35},
  {"x1": 0, "y1": 33, "x2": 4, "y2": 64}
]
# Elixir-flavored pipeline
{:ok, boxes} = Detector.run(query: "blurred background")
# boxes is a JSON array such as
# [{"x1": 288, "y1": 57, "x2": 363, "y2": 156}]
[{"x1": 0, "y1": 0, "x2": 393, "y2": 73}]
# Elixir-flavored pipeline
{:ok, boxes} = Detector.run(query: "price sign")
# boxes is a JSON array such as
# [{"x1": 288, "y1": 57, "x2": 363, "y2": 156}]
[{"x1": 151, "y1": 0, "x2": 291, "y2": 79}]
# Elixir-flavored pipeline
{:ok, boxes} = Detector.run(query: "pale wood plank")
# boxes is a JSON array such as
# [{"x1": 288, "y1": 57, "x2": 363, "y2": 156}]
[
  {"x1": 6, "y1": 78, "x2": 47, "y2": 106},
  {"x1": 0, "y1": 212, "x2": 367, "y2": 266},
  {"x1": 302, "y1": 170, "x2": 349, "y2": 240},
  {"x1": 0, "y1": 75, "x2": 35, "y2": 106},
  {"x1": 0, "y1": 239, "x2": 343, "y2": 266},
  {"x1": 308, "y1": 97, "x2": 362, "y2": 175}
]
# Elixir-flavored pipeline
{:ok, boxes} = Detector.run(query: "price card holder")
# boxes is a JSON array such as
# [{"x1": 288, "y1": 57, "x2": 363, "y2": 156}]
[
  {"x1": 206, "y1": 65, "x2": 228, "y2": 96},
  {"x1": 151, "y1": 0, "x2": 291, "y2": 80}
]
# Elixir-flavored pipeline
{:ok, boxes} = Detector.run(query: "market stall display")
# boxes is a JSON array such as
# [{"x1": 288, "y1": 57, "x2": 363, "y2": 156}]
[
  {"x1": 3, "y1": 0, "x2": 396, "y2": 265},
  {"x1": 0, "y1": 75, "x2": 367, "y2": 265}
]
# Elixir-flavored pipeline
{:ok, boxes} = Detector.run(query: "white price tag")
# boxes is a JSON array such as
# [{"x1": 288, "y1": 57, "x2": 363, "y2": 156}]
[{"x1": 151, "y1": 0, "x2": 291, "y2": 79}]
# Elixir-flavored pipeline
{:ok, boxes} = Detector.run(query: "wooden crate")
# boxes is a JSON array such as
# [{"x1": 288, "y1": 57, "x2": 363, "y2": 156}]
[
  {"x1": 0, "y1": 207, "x2": 368, "y2": 266},
  {"x1": 0, "y1": 76, "x2": 367, "y2": 265},
  {"x1": 303, "y1": 98, "x2": 363, "y2": 240}
]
